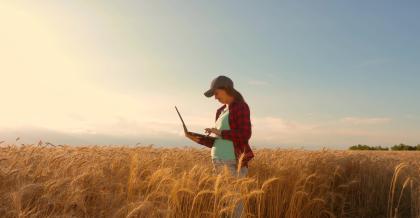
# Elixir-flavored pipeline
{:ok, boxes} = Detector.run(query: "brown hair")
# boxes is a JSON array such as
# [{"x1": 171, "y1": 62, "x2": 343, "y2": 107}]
[{"x1": 219, "y1": 86, "x2": 245, "y2": 103}]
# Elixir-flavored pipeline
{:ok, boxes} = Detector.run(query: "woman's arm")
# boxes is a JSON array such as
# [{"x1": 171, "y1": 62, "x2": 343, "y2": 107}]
[
  {"x1": 185, "y1": 132, "x2": 214, "y2": 148},
  {"x1": 192, "y1": 106, "x2": 225, "y2": 148},
  {"x1": 220, "y1": 102, "x2": 251, "y2": 141}
]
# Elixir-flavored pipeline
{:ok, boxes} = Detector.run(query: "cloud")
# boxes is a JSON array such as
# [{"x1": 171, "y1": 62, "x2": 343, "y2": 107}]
[
  {"x1": 0, "y1": 114, "x2": 417, "y2": 149},
  {"x1": 247, "y1": 80, "x2": 269, "y2": 86},
  {"x1": 356, "y1": 58, "x2": 389, "y2": 68},
  {"x1": 248, "y1": 115, "x2": 415, "y2": 148},
  {"x1": 0, "y1": 129, "x2": 184, "y2": 148},
  {"x1": 340, "y1": 117, "x2": 392, "y2": 125}
]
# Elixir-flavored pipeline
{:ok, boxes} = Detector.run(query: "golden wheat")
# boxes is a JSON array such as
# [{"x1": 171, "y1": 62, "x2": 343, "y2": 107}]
[{"x1": 0, "y1": 145, "x2": 420, "y2": 217}]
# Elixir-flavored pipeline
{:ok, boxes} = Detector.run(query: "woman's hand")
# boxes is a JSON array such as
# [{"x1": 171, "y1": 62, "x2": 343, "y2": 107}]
[
  {"x1": 204, "y1": 128, "x2": 222, "y2": 137},
  {"x1": 185, "y1": 132, "x2": 200, "y2": 143}
]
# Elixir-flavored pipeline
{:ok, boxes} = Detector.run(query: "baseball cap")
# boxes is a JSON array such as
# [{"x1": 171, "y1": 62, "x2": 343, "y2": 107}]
[{"x1": 204, "y1": 75, "x2": 234, "y2": 97}]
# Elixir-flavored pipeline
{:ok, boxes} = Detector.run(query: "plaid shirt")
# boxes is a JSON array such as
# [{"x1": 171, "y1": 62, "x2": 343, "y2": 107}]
[{"x1": 198, "y1": 99, "x2": 255, "y2": 168}]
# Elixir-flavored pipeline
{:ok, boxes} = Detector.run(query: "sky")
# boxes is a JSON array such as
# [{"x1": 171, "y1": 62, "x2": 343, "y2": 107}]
[{"x1": 1, "y1": 0, "x2": 419, "y2": 149}]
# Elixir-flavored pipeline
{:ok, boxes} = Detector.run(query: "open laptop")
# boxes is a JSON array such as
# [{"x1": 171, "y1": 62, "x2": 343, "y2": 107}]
[{"x1": 175, "y1": 106, "x2": 217, "y2": 140}]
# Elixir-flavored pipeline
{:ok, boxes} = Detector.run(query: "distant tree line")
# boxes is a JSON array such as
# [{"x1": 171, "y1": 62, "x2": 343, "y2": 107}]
[{"x1": 349, "y1": 144, "x2": 420, "y2": 151}]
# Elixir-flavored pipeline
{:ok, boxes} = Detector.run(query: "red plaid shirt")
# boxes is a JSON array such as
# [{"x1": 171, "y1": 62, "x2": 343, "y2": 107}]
[{"x1": 198, "y1": 99, "x2": 255, "y2": 168}]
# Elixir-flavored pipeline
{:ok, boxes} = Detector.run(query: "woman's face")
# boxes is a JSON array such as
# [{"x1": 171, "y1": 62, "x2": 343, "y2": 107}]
[{"x1": 214, "y1": 88, "x2": 230, "y2": 104}]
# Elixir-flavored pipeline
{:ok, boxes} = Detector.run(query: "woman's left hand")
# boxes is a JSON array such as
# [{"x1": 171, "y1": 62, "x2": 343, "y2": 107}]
[{"x1": 204, "y1": 128, "x2": 222, "y2": 137}]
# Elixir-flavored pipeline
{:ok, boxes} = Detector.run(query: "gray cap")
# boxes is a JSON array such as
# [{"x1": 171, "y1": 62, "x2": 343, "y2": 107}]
[{"x1": 204, "y1": 75, "x2": 234, "y2": 97}]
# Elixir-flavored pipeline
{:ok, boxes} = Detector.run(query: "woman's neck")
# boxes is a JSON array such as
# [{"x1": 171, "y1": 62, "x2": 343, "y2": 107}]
[{"x1": 226, "y1": 97, "x2": 235, "y2": 105}]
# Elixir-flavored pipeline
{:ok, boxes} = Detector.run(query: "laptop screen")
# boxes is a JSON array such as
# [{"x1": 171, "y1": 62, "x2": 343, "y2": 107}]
[{"x1": 175, "y1": 106, "x2": 188, "y2": 133}]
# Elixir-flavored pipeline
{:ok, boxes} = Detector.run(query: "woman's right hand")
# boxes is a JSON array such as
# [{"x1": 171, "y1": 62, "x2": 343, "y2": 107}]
[{"x1": 185, "y1": 132, "x2": 200, "y2": 143}]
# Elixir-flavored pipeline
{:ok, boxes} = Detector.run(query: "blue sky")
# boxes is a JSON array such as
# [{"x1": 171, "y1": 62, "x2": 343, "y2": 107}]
[{"x1": 0, "y1": 1, "x2": 419, "y2": 148}]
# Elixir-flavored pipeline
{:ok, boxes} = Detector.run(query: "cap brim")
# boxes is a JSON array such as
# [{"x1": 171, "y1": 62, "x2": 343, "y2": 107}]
[{"x1": 204, "y1": 89, "x2": 214, "y2": 97}]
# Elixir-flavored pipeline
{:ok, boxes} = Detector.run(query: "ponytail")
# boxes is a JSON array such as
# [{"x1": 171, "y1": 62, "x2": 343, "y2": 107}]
[{"x1": 221, "y1": 86, "x2": 245, "y2": 103}]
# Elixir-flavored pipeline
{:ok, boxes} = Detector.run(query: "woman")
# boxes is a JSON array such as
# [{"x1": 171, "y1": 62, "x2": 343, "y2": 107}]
[{"x1": 185, "y1": 75, "x2": 255, "y2": 177}]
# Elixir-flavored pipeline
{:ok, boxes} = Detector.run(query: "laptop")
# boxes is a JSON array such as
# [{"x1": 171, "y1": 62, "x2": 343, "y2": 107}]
[{"x1": 175, "y1": 106, "x2": 217, "y2": 140}]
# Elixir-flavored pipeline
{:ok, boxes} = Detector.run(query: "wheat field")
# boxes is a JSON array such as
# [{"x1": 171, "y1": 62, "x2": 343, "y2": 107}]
[{"x1": 1, "y1": 144, "x2": 419, "y2": 218}]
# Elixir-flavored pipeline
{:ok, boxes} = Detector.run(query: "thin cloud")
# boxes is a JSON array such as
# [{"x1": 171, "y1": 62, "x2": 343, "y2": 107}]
[
  {"x1": 247, "y1": 80, "x2": 269, "y2": 86},
  {"x1": 355, "y1": 58, "x2": 389, "y2": 68},
  {"x1": 340, "y1": 117, "x2": 392, "y2": 125},
  {"x1": 0, "y1": 115, "x2": 416, "y2": 148},
  {"x1": 248, "y1": 115, "x2": 412, "y2": 147}
]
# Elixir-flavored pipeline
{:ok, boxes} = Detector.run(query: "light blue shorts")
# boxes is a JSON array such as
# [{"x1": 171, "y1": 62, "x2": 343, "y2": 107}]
[
  {"x1": 212, "y1": 159, "x2": 248, "y2": 178},
  {"x1": 211, "y1": 159, "x2": 248, "y2": 218}
]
